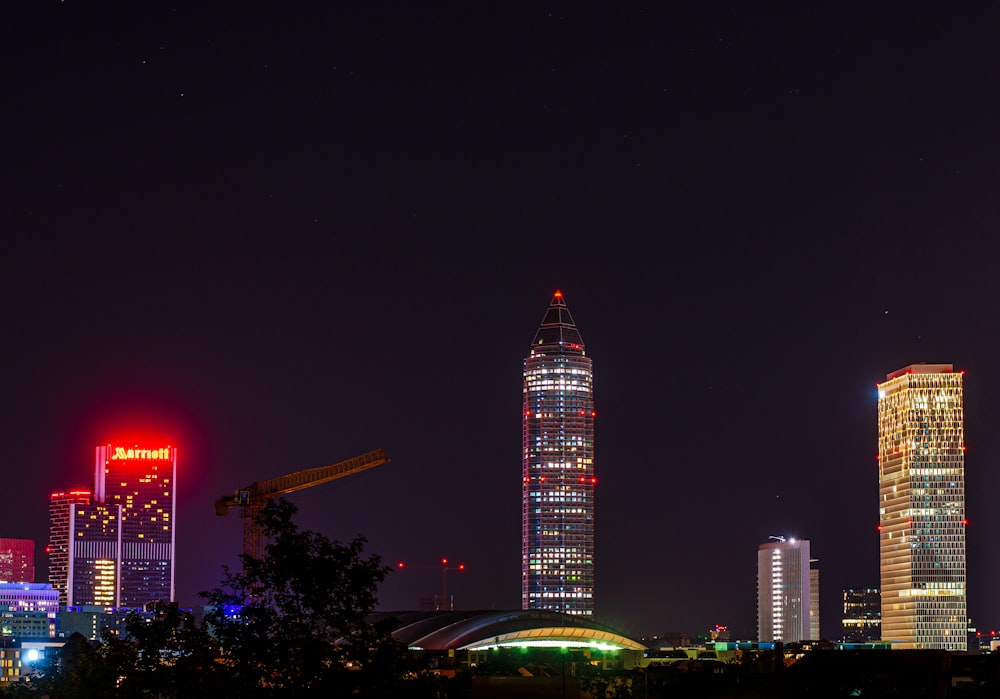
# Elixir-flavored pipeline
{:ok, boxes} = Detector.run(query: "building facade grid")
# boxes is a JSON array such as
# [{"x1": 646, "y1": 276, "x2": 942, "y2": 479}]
[
  {"x1": 878, "y1": 364, "x2": 966, "y2": 650},
  {"x1": 522, "y1": 292, "x2": 596, "y2": 615}
]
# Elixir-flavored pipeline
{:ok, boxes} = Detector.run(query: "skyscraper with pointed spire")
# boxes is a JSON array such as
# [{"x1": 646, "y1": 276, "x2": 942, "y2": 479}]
[{"x1": 522, "y1": 291, "x2": 595, "y2": 615}]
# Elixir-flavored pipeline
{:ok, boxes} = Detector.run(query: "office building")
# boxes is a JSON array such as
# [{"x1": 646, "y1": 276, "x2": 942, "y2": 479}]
[
  {"x1": 878, "y1": 363, "x2": 966, "y2": 650},
  {"x1": 68, "y1": 504, "x2": 121, "y2": 608},
  {"x1": 49, "y1": 492, "x2": 122, "y2": 608},
  {"x1": 810, "y1": 565, "x2": 820, "y2": 640},
  {"x1": 842, "y1": 588, "x2": 881, "y2": 642},
  {"x1": 48, "y1": 491, "x2": 91, "y2": 606},
  {"x1": 522, "y1": 291, "x2": 596, "y2": 615},
  {"x1": 758, "y1": 538, "x2": 815, "y2": 642},
  {"x1": 0, "y1": 540, "x2": 34, "y2": 583},
  {"x1": 0, "y1": 583, "x2": 59, "y2": 638},
  {"x1": 94, "y1": 445, "x2": 177, "y2": 608}
]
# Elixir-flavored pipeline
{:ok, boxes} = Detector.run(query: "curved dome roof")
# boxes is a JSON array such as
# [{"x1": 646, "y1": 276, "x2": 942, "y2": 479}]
[{"x1": 375, "y1": 609, "x2": 646, "y2": 652}]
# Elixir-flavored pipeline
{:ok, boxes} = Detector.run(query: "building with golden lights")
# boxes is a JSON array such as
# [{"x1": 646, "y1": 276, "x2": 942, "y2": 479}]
[
  {"x1": 48, "y1": 445, "x2": 177, "y2": 609},
  {"x1": 877, "y1": 363, "x2": 966, "y2": 650},
  {"x1": 94, "y1": 445, "x2": 177, "y2": 608},
  {"x1": 48, "y1": 491, "x2": 92, "y2": 606}
]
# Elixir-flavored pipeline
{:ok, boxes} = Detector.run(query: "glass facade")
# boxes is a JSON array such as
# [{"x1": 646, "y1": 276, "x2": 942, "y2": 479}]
[
  {"x1": 48, "y1": 491, "x2": 91, "y2": 606},
  {"x1": 522, "y1": 291, "x2": 595, "y2": 615},
  {"x1": 877, "y1": 364, "x2": 966, "y2": 650},
  {"x1": 757, "y1": 539, "x2": 813, "y2": 642},
  {"x1": 94, "y1": 445, "x2": 177, "y2": 608},
  {"x1": 842, "y1": 587, "x2": 881, "y2": 642},
  {"x1": 0, "y1": 539, "x2": 35, "y2": 583},
  {"x1": 70, "y1": 503, "x2": 121, "y2": 608}
]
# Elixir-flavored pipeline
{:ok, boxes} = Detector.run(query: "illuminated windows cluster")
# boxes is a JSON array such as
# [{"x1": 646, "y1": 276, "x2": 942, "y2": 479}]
[
  {"x1": 522, "y1": 292, "x2": 596, "y2": 616},
  {"x1": 878, "y1": 364, "x2": 966, "y2": 650}
]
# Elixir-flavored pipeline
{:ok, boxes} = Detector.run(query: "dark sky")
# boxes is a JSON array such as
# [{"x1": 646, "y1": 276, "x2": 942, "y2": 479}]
[{"x1": 4, "y1": 4, "x2": 1000, "y2": 641}]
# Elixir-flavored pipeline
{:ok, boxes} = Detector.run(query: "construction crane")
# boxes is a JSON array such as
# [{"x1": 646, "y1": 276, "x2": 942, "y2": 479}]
[{"x1": 215, "y1": 448, "x2": 390, "y2": 560}]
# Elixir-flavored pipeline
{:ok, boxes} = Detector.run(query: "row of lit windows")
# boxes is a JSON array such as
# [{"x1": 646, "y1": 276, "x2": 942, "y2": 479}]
[{"x1": 524, "y1": 366, "x2": 591, "y2": 375}]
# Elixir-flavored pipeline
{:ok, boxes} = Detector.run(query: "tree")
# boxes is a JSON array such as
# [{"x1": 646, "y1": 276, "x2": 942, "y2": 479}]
[
  {"x1": 118, "y1": 602, "x2": 227, "y2": 698},
  {"x1": 23, "y1": 629, "x2": 138, "y2": 699},
  {"x1": 203, "y1": 497, "x2": 412, "y2": 697}
]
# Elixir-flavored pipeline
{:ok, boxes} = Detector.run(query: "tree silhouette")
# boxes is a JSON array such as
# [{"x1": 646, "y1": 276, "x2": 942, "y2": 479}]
[{"x1": 203, "y1": 497, "x2": 410, "y2": 697}]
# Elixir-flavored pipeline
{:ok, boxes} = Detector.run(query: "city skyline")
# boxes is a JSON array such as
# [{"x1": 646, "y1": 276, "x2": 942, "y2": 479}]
[{"x1": 5, "y1": 5, "x2": 1000, "y2": 640}]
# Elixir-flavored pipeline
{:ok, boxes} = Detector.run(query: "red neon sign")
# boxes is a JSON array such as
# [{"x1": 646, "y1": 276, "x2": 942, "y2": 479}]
[{"x1": 110, "y1": 446, "x2": 172, "y2": 460}]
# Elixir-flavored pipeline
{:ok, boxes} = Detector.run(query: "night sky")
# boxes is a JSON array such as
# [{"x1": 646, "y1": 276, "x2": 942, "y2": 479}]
[{"x1": 5, "y1": 4, "x2": 1000, "y2": 641}]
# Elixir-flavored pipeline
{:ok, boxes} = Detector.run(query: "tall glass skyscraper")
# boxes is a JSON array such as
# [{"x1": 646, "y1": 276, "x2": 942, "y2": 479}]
[
  {"x1": 757, "y1": 538, "x2": 815, "y2": 642},
  {"x1": 522, "y1": 291, "x2": 595, "y2": 615},
  {"x1": 49, "y1": 490, "x2": 92, "y2": 606},
  {"x1": 878, "y1": 364, "x2": 966, "y2": 650},
  {"x1": 94, "y1": 444, "x2": 177, "y2": 608}
]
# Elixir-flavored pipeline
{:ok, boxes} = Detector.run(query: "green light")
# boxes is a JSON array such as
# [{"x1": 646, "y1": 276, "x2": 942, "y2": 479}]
[{"x1": 467, "y1": 640, "x2": 624, "y2": 652}]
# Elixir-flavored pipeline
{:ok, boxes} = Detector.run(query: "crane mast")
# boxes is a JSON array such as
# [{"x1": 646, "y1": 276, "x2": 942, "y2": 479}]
[{"x1": 215, "y1": 448, "x2": 390, "y2": 560}]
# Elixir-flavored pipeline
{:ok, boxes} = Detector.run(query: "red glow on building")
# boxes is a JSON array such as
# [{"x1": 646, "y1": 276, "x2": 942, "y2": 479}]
[
  {"x1": 0, "y1": 539, "x2": 35, "y2": 583},
  {"x1": 51, "y1": 489, "x2": 91, "y2": 499}
]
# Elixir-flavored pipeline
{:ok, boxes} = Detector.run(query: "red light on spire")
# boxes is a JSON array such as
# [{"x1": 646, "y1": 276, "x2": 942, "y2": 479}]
[
  {"x1": 397, "y1": 562, "x2": 405, "y2": 568},
  {"x1": 553, "y1": 290, "x2": 563, "y2": 298},
  {"x1": 441, "y1": 558, "x2": 448, "y2": 566},
  {"x1": 458, "y1": 564, "x2": 465, "y2": 571}
]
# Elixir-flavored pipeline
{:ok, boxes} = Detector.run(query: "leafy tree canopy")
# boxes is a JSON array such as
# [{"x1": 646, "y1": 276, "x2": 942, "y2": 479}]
[{"x1": 203, "y1": 498, "x2": 411, "y2": 697}]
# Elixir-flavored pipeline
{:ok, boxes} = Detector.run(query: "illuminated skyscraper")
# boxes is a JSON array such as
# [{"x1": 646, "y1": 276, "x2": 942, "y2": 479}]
[
  {"x1": 94, "y1": 444, "x2": 177, "y2": 608},
  {"x1": 48, "y1": 490, "x2": 91, "y2": 605},
  {"x1": 878, "y1": 364, "x2": 966, "y2": 650},
  {"x1": 0, "y1": 538, "x2": 35, "y2": 583},
  {"x1": 842, "y1": 588, "x2": 881, "y2": 642},
  {"x1": 68, "y1": 503, "x2": 122, "y2": 608},
  {"x1": 522, "y1": 291, "x2": 595, "y2": 615},
  {"x1": 758, "y1": 538, "x2": 815, "y2": 642}
]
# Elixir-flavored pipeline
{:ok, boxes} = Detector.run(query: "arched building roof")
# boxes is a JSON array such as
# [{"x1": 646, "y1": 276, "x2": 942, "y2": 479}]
[{"x1": 373, "y1": 609, "x2": 646, "y2": 652}]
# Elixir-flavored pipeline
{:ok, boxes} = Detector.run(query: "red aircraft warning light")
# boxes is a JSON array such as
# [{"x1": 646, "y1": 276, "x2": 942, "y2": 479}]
[{"x1": 396, "y1": 558, "x2": 467, "y2": 611}]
